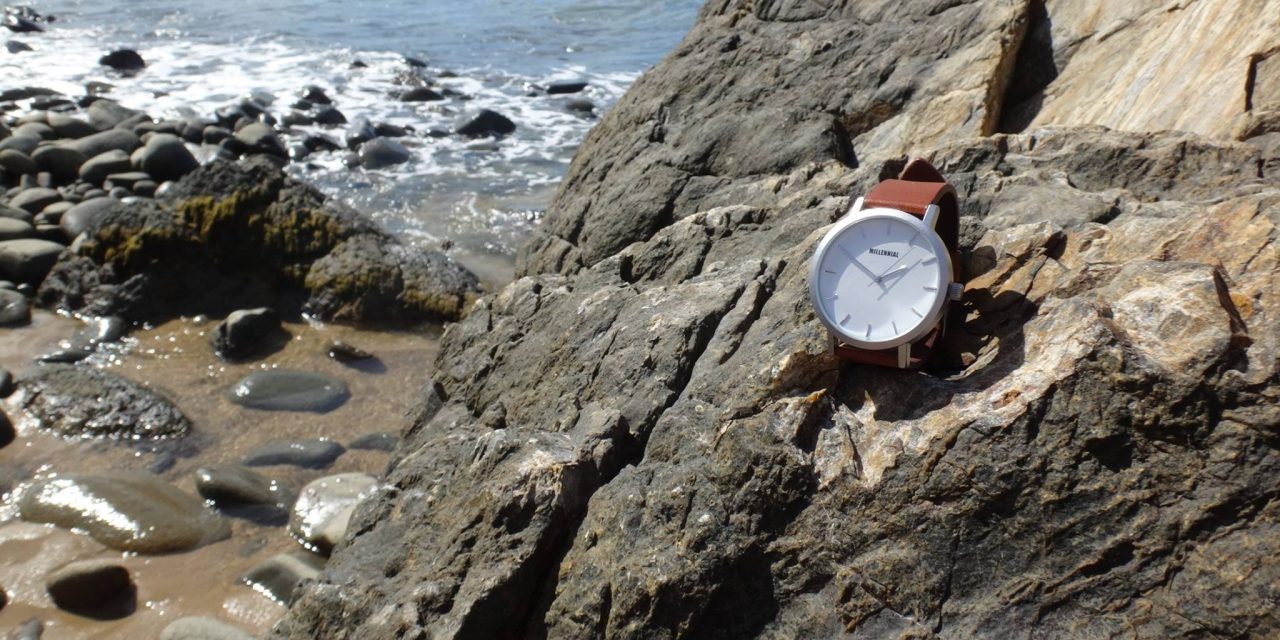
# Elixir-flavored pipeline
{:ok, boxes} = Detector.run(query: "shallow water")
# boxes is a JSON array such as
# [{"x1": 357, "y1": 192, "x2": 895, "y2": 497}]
[{"x1": 0, "y1": 312, "x2": 438, "y2": 637}]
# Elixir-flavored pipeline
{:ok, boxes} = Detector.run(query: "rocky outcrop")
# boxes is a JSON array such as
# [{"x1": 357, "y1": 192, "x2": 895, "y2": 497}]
[
  {"x1": 277, "y1": 1, "x2": 1280, "y2": 639},
  {"x1": 15, "y1": 363, "x2": 190, "y2": 439},
  {"x1": 37, "y1": 157, "x2": 480, "y2": 324}
]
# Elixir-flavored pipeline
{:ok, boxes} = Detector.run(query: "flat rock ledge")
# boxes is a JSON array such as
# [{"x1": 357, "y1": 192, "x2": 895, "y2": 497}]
[{"x1": 37, "y1": 157, "x2": 480, "y2": 325}]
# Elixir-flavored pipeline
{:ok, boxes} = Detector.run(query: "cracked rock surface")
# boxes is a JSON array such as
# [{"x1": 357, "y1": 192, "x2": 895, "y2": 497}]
[{"x1": 275, "y1": 1, "x2": 1280, "y2": 638}]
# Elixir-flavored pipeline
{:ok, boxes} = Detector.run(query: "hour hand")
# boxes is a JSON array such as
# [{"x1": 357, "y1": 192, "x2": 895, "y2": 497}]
[{"x1": 839, "y1": 246, "x2": 882, "y2": 284}]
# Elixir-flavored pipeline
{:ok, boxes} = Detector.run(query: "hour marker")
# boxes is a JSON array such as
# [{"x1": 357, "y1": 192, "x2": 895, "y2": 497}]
[
  {"x1": 891, "y1": 321, "x2": 898, "y2": 334},
  {"x1": 865, "y1": 324, "x2": 872, "y2": 338},
  {"x1": 840, "y1": 314, "x2": 851, "y2": 326},
  {"x1": 911, "y1": 307, "x2": 923, "y2": 317},
  {"x1": 838, "y1": 245, "x2": 857, "y2": 261},
  {"x1": 924, "y1": 285, "x2": 938, "y2": 291},
  {"x1": 823, "y1": 269, "x2": 836, "y2": 274},
  {"x1": 885, "y1": 222, "x2": 892, "y2": 236},
  {"x1": 825, "y1": 294, "x2": 838, "y2": 300},
  {"x1": 860, "y1": 225, "x2": 867, "y2": 238}
]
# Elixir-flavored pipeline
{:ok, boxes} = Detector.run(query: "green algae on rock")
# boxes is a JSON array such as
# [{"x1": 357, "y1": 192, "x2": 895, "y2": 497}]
[{"x1": 37, "y1": 157, "x2": 480, "y2": 325}]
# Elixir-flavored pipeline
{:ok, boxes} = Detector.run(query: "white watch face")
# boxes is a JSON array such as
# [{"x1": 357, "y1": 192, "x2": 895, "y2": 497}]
[{"x1": 809, "y1": 209, "x2": 951, "y2": 349}]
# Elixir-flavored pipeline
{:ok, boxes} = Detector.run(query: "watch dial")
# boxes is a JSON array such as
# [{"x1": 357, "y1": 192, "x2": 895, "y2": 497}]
[{"x1": 814, "y1": 216, "x2": 945, "y2": 344}]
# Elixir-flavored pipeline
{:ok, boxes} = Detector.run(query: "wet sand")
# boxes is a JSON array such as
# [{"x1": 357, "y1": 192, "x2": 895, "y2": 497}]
[{"x1": 0, "y1": 311, "x2": 441, "y2": 638}]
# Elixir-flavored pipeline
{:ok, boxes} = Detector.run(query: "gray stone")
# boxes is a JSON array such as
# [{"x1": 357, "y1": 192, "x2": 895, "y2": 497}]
[
  {"x1": 242, "y1": 439, "x2": 346, "y2": 469},
  {"x1": 15, "y1": 363, "x2": 190, "y2": 438},
  {"x1": 326, "y1": 340, "x2": 373, "y2": 363},
  {"x1": 0, "y1": 205, "x2": 33, "y2": 224},
  {"x1": 202, "y1": 125, "x2": 233, "y2": 144},
  {"x1": 546, "y1": 80, "x2": 588, "y2": 95},
  {"x1": 45, "y1": 113, "x2": 99, "y2": 139},
  {"x1": 348, "y1": 432, "x2": 397, "y2": 452},
  {"x1": 11, "y1": 618, "x2": 41, "y2": 640},
  {"x1": 195, "y1": 464, "x2": 292, "y2": 507},
  {"x1": 30, "y1": 146, "x2": 86, "y2": 184},
  {"x1": 8, "y1": 188, "x2": 60, "y2": 214},
  {"x1": 133, "y1": 180, "x2": 157, "y2": 198},
  {"x1": 358, "y1": 137, "x2": 411, "y2": 170},
  {"x1": 19, "y1": 472, "x2": 229, "y2": 553},
  {"x1": 344, "y1": 118, "x2": 377, "y2": 149},
  {"x1": 78, "y1": 150, "x2": 132, "y2": 186},
  {"x1": 229, "y1": 371, "x2": 349, "y2": 414},
  {"x1": 64, "y1": 128, "x2": 140, "y2": 158},
  {"x1": 99, "y1": 49, "x2": 145, "y2": 72},
  {"x1": 12, "y1": 123, "x2": 52, "y2": 140},
  {"x1": 45, "y1": 560, "x2": 133, "y2": 614},
  {"x1": 160, "y1": 616, "x2": 255, "y2": 640},
  {"x1": 288, "y1": 473, "x2": 377, "y2": 554},
  {"x1": 0, "y1": 149, "x2": 37, "y2": 177},
  {"x1": 59, "y1": 198, "x2": 117, "y2": 239},
  {"x1": 0, "y1": 135, "x2": 38, "y2": 154},
  {"x1": 138, "y1": 134, "x2": 198, "y2": 182},
  {"x1": 0, "y1": 289, "x2": 29, "y2": 326},
  {"x1": 0, "y1": 367, "x2": 13, "y2": 397},
  {"x1": 104, "y1": 171, "x2": 151, "y2": 190},
  {"x1": 210, "y1": 307, "x2": 282, "y2": 359},
  {"x1": 0, "y1": 218, "x2": 33, "y2": 241},
  {"x1": 313, "y1": 107, "x2": 346, "y2": 126},
  {"x1": 242, "y1": 551, "x2": 326, "y2": 605},
  {"x1": 0, "y1": 238, "x2": 63, "y2": 284},
  {"x1": 234, "y1": 122, "x2": 286, "y2": 158},
  {"x1": 399, "y1": 87, "x2": 443, "y2": 102},
  {"x1": 5, "y1": 40, "x2": 33, "y2": 54},
  {"x1": 452, "y1": 109, "x2": 516, "y2": 137}
]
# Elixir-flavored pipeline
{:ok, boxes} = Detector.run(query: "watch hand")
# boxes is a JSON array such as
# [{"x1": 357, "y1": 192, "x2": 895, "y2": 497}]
[
  {"x1": 839, "y1": 245, "x2": 884, "y2": 287},
  {"x1": 872, "y1": 233, "x2": 920, "y2": 280},
  {"x1": 877, "y1": 260, "x2": 922, "y2": 300},
  {"x1": 877, "y1": 263, "x2": 913, "y2": 283}
]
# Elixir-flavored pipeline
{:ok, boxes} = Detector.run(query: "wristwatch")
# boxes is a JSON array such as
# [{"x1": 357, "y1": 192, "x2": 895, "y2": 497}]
[{"x1": 808, "y1": 159, "x2": 963, "y2": 369}]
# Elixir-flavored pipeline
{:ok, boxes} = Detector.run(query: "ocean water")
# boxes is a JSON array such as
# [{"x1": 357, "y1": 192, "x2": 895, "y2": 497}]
[{"x1": 3, "y1": 1, "x2": 701, "y2": 279}]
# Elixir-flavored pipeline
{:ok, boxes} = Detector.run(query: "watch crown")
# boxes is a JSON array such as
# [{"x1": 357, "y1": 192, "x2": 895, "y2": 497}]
[{"x1": 948, "y1": 282, "x2": 964, "y2": 302}]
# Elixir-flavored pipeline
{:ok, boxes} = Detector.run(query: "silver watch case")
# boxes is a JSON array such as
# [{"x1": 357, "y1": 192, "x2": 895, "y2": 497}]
[{"x1": 808, "y1": 199, "x2": 954, "y2": 351}]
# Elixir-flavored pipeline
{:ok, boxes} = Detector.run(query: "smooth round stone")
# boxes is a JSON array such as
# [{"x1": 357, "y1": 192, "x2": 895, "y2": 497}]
[
  {"x1": 0, "y1": 205, "x2": 34, "y2": 224},
  {"x1": 59, "y1": 197, "x2": 116, "y2": 239},
  {"x1": 46, "y1": 560, "x2": 134, "y2": 615},
  {"x1": 313, "y1": 106, "x2": 346, "y2": 125},
  {"x1": 160, "y1": 616, "x2": 255, "y2": 640},
  {"x1": 11, "y1": 619, "x2": 41, "y2": 640},
  {"x1": 453, "y1": 109, "x2": 517, "y2": 137},
  {"x1": 229, "y1": 370, "x2": 349, "y2": 413},
  {"x1": 326, "y1": 340, "x2": 373, "y2": 363},
  {"x1": 195, "y1": 464, "x2": 292, "y2": 507},
  {"x1": 0, "y1": 149, "x2": 38, "y2": 177},
  {"x1": 18, "y1": 472, "x2": 230, "y2": 553},
  {"x1": 0, "y1": 218, "x2": 33, "y2": 241},
  {"x1": 0, "y1": 238, "x2": 65, "y2": 285},
  {"x1": 400, "y1": 87, "x2": 443, "y2": 102},
  {"x1": 12, "y1": 122, "x2": 53, "y2": 140},
  {"x1": 78, "y1": 149, "x2": 132, "y2": 186},
  {"x1": 0, "y1": 135, "x2": 39, "y2": 154},
  {"x1": 241, "y1": 551, "x2": 326, "y2": 605},
  {"x1": 99, "y1": 49, "x2": 146, "y2": 71},
  {"x1": 8, "y1": 187, "x2": 60, "y2": 213},
  {"x1": 63, "y1": 128, "x2": 140, "y2": 158},
  {"x1": 289, "y1": 473, "x2": 377, "y2": 554},
  {"x1": 138, "y1": 134, "x2": 198, "y2": 182},
  {"x1": 0, "y1": 289, "x2": 30, "y2": 326},
  {"x1": 242, "y1": 439, "x2": 346, "y2": 469},
  {"x1": 104, "y1": 171, "x2": 150, "y2": 190},
  {"x1": 0, "y1": 408, "x2": 14, "y2": 448},
  {"x1": 348, "y1": 432, "x2": 398, "y2": 452},
  {"x1": 344, "y1": 118, "x2": 376, "y2": 149},
  {"x1": 566, "y1": 98, "x2": 596, "y2": 114},
  {"x1": 234, "y1": 122, "x2": 285, "y2": 157},
  {"x1": 46, "y1": 113, "x2": 98, "y2": 139},
  {"x1": 210, "y1": 307, "x2": 281, "y2": 360},
  {"x1": 66, "y1": 315, "x2": 128, "y2": 349},
  {"x1": 546, "y1": 80, "x2": 589, "y2": 95},
  {"x1": 31, "y1": 146, "x2": 87, "y2": 183},
  {"x1": 359, "y1": 137, "x2": 411, "y2": 170}
]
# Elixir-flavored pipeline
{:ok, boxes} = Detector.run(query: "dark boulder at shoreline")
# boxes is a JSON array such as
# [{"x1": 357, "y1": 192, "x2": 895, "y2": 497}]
[
  {"x1": 37, "y1": 157, "x2": 480, "y2": 324},
  {"x1": 99, "y1": 49, "x2": 146, "y2": 72},
  {"x1": 452, "y1": 109, "x2": 515, "y2": 138},
  {"x1": 15, "y1": 363, "x2": 190, "y2": 438},
  {"x1": 274, "y1": 2, "x2": 1280, "y2": 639}
]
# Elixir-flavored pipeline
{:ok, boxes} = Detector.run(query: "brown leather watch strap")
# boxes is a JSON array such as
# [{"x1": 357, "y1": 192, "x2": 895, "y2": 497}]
[{"x1": 836, "y1": 159, "x2": 959, "y2": 369}]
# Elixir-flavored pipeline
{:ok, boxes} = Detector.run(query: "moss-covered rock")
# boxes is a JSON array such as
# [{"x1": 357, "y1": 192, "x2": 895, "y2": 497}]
[{"x1": 37, "y1": 157, "x2": 479, "y2": 324}]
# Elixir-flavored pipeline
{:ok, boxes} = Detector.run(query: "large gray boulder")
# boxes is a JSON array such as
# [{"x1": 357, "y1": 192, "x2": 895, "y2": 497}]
[
  {"x1": 37, "y1": 157, "x2": 480, "y2": 324},
  {"x1": 272, "y1": 1, "x2": 1280, "y2": 638}
]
